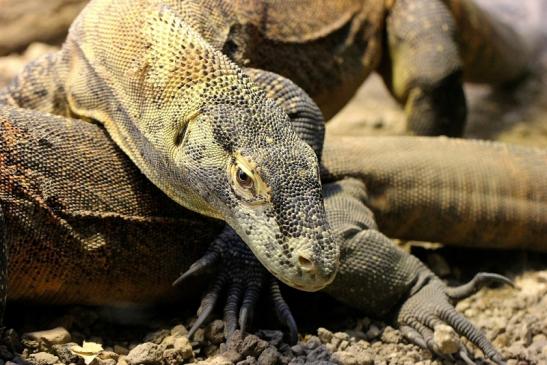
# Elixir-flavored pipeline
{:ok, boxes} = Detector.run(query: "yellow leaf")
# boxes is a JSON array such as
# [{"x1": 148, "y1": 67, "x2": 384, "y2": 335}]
[{"x1": 70, "y1": 341, "x2": 104, "y2": 365}]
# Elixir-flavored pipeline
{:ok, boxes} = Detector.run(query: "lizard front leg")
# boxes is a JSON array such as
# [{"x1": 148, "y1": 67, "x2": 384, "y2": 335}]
[
  {"x1": 174, "y1": 227, "x2": 298, "y2": 344},
  {"x1": 379, "y1": 0, "x2": 467, "y2": 137},
  {"x1": 322, "y1": 178, "x2": 509, "y2": 364}
]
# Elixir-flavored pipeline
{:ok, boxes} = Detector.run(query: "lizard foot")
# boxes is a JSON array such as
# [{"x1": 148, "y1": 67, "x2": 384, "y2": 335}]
[
  {"x1": 396, "y1": 271, "x2": 511, "y2": 365},
  {"x1": 173, "y1": 226, "x2": 298, "y2": 343}
]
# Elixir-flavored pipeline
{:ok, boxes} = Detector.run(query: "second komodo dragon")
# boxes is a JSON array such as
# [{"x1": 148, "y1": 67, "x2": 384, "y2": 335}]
[
  {"x1": 3, "y1": 0, "x2": 533, "y2": 137},
  {"x1": 1, "y1": 107, "x2": 545, "y2": 364}
]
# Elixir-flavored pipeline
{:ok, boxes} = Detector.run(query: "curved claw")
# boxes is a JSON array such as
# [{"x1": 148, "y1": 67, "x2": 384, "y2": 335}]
[
  {"x1": 458, "y1": 347, "x2": 477, "y2": 365},
  {"x1": 270, "y1": 279, "x2": 298, "y2": 345},
  {"x1": 397, "y1": 273, "x2": 506, "y2": 365},
  {"x1": 224, "y1": 283, "x2": 244, "y2": 338},
  {"x1": 408, "y1": 320, "x2": 452, "y2": 361},
  {"x1": 439, "y1": 307, "x2": 504, "y2": 363},
  {"x1": 446, "y1": 272, "x2": 514, "y2": 301},
  {"x1": 239, "y1": 283, "x2": 261, "y2": 334},
  {"x1": 181, "y1": 226, "x2": 297, "y2": 342},
  {"x1": 400, "y1": 325, "x2": 428, "y2": 349},
  {"x1": 458, "y1": 346, "x2": 477, "y2": 365},
  {"x1": 173, "y1": 250, "x2": 220, "y2": 287},
  {"x1": 188, "y1": 275, "x2": 226, "y2": 339}
]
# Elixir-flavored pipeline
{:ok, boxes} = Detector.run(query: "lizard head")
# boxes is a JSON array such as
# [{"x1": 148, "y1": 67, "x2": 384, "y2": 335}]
[
  {"x1": 169, "y1": 97, "x2": 339, "y2": 292},
  {"x1": 64, "y1": 4, "x2": 338, "y2": 291}
]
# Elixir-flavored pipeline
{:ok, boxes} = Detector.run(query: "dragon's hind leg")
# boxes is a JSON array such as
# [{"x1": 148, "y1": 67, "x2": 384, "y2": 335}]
[{"x1": 380, "y1": 0, "x2": 466, "y2": 137}]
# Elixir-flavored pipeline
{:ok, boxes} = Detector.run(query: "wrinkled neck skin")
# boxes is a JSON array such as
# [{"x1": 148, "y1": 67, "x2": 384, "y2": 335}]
[{"x1": 51, "y1": 0, "x2": 339, "y2": 291}]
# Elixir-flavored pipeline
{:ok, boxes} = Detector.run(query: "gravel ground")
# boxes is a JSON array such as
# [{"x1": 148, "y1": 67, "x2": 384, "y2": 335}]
[
  {"x1": 2, "y1": 260, "x2": 547, "y2": 365},
  {"x1": 1, "y1": 10, "x2": 546, "y2": 364}
]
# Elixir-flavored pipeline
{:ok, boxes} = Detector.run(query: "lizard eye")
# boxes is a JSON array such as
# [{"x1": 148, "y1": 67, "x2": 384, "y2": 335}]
[
  {"x1": 229, "y1": 152, "x2": 271, "y2": 204},
  {"x1": 236, "y1": 167, "x2": 254, "y2": 189}
]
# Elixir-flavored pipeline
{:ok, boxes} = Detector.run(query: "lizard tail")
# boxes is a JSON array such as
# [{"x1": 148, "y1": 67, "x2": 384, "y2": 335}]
[{"x1": 321, "y1": 135, "x2": 547, "y2": 251}]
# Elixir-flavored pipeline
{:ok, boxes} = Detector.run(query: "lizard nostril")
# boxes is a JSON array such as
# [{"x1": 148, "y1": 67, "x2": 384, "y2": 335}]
[{"x1": 297, "y1": 253, "x2": 315, "y2": 273}]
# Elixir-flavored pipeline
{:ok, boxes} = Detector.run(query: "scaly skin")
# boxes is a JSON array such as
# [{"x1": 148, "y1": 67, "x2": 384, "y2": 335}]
[
  {"x1": 0, "y1": 0, "x2": 339, "y2": 291},
  {"x1": 0, "y1": 106, "x2": 222, "y2": 305},
  {"x1": 1, "y1": 108, "x2": 544, "y2": 363},
  {"x1": 321, "y1": 135, "x2": 547, "y2": 252},
  {"x1": 445, "y1": 0, "x2": 532, "y2": 83},
  {"x1": 0, "y1": 2, "x2": 539, "y2": 361}
]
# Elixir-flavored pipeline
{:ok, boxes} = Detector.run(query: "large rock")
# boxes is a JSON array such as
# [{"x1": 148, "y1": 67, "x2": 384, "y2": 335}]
[
  {"x1": 23, "y1": 327, "x2": 71, "y2": 346},
  {"x1": 125, "y1": 343, "x2": 163, "y2": 365}
]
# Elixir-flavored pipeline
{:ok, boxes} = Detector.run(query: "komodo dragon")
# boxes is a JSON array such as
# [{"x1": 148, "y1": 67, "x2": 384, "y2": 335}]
[
  {"x1": 0, "y1": 0, "x2": 533, "y2": 289},
  {"x1": 1, "y1": 106, "x2": 545, "y2": 364},
  {"x1": 0, "y1": 1, "x2": 541, "y2": 362},
  {"x1": 0, "y1": 0, "x2": 342, "y2": 292}
]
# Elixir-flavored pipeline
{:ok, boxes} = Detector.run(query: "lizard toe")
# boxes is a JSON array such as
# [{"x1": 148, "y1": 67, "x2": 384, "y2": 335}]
[
  {"x1": 270, "y1": 278, "x2": 298, "y2": 345},
  {"x1": 172, "y1": 249, "x2": 220, "y2": 287},
  {"x1": 445, "y1": 272, "x2": 513, "y2": 301},
  {"x1": 238, "y1": 282, "x2": 262, "y2": 334},
  {"x1": 182, "y1": 226, "x2": 297, "y2": 343},
  {"x1": 224, "y1": 282, "x2": 244, "y2": 338},
  {"x1": 458, "y1": 347, "x2": 478, "y2": 365},
  {"x1": 439, "y1": 306, "x2": 504, "y2": 364},
  {"x1": 396, "y1": 274, "x2": 505, "y2": 364},
  {"x1": 400, "y1": 325, "x2": 428, "y2": 350},
  {"x1": 401, "y1": 317, "x2": 455, "y2": 361},
  {"x1": 188, "y1": 274, "x2": 226, "y2": 339}
]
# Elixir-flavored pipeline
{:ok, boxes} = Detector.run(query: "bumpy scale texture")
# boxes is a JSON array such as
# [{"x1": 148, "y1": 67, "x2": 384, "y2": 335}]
[
  {"x1": 0, "y1": 0, "x2": 531, "y2": 137},
  {"x1": 0, "y1": 0, "x2": 534, "y2": 288},
  {"x1": 321, "y1": 135, "x2": 547, "y2": 251},
  {"x1": 0, "y1": 106, "x2": 223, "y2": 304}
]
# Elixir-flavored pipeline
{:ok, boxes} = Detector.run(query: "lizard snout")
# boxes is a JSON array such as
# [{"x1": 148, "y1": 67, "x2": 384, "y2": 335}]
[{"x1": 290, "y1": 247, "x2": 337, "y2": 292}]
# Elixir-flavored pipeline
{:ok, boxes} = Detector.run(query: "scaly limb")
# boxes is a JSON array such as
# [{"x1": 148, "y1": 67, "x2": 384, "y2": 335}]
[
  {"x1": 321, "y1": 178, "x2": 511, "y2": 364},
  {"x1": 173, "y1": 226, "x2": 298, "y2": 343},
  {"x1": 396, "y1": 271, "x2": 510, "y2": 365}
]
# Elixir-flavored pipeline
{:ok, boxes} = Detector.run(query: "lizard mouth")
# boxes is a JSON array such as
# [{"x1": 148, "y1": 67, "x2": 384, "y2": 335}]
[
  {"x1": 273, "y1": 267, "x2": 336, "y2": 292},
  {"x1": 256, "y1": 244, "x2": 337, "y2": 292},
  {"x1": 288, "y1": 277, "x2": 335, "y2": 292}
]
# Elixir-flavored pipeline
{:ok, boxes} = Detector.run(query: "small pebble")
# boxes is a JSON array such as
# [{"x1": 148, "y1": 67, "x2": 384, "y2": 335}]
[
  {"x1": 317, "y1": 328, "x2": 333, "y2": 344},
  {"x1": 433, "y1": 325, "x2": 459, "y2": 354},
  {"x1": 28, "y1": 352, "x2": 59, "y2": 365}
]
